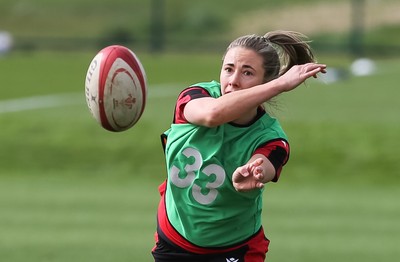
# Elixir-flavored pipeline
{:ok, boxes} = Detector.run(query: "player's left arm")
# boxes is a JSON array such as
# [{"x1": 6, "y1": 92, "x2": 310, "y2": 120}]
[{"x1": 232, "y1": 140, "x2": 290, "y2": 192}]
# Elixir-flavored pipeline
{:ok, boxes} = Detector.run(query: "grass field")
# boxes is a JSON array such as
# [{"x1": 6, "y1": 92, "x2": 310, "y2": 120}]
[{"x1": 0, "y1": 51, "x2": 399, "y2": 261}]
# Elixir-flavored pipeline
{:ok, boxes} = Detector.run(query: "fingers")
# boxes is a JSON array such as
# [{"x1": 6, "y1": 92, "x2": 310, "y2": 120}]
[
  {"x1": 232, "y1": 165, "x2": 250, "y2": 183},
  {"x1": 253, "y1": 166, "x2": 265, "y2": 189},
  {"x1": 249, "y1": 158, "x2": 265, "y2": 182},
  {"x1": 238, "y1": 158, "x2": 263, "y2": 178},
  {"x1": 280, "y1": 63, "x2": 327, "y2": 91},
  {"x1": 305, "y1": 63, "x2": 326, "y2": 78},
  {"x1": 249, "y1": 158, "x2": 263, "y2": 170},
  {"x1": 233, "y1": 161, "x2": 265, "y2": 191},
  {"x1": 254, "y1": 166, "x2": 264, "y2": 182},
  {"x1": 307, "y1": 63, "x2": 326, "y2": 69}
]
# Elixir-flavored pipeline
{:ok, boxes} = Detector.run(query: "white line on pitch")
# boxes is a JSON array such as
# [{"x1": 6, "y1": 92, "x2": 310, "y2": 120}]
[
  {"x1": 0, "y1": 93, "x2": 83, "y2": 113},
  {"x1": 0, "y1": 84, "x2": 180, "y2": 114}
]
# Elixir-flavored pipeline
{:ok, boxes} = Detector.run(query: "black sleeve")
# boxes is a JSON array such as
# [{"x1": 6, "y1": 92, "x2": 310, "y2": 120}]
[{"x1": 180, "y1": 87, "x2": 210, "y2": 100}]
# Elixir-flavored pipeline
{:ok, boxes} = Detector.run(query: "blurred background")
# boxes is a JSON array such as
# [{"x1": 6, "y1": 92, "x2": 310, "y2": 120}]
[
  {"x1": 0, "y1": 0, "x2": 399, "y2": 261},
  {"x1": 1, "y1": 0, "x2": 400, "y2": 55}
]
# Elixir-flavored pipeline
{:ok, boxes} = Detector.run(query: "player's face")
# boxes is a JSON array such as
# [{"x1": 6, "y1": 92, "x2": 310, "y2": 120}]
[{"x1": 220, "y1": 47, "x2": 265, "y2": 95}]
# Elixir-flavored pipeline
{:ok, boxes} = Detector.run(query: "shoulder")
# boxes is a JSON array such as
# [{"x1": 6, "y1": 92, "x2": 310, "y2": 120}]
[
  {"x1": 178, "y1": 86, "x2": 211, "y2": 101},
  {"x1": 174, "y1": 85, "x2": 212, "y2": 124},
  {"x1": 188, "y1": 80, "x2": 221, "y2": 98}
]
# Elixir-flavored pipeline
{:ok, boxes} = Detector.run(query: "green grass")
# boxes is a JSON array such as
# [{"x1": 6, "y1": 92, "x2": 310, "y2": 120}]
[
  {"x1": 265, "y1": 183, "x2": 400, "y2": 261},
  {"x1": 0, "y1": 51, "x2": 400, "y2": 261},
  {"x1": 0, "y1": 177, "x2": 398, "y2": 261},
  {"x1": 279, "y1": 58, "x2": 400, "y2": 185},
  {"x1": 0, "y1": 175, "x2": 159, "y2": 262}
]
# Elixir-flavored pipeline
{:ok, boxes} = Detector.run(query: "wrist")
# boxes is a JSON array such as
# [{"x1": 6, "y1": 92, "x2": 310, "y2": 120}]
[
  {"x1": 257, "y1": 79, "x2": 285, "y2": 101},
  {"x1": 269, "y1": 77, "x2": 288, "y2": 94}
]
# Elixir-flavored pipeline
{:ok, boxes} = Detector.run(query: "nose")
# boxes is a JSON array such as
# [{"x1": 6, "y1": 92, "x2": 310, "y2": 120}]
[{"x1": 228, "y1": 71, "x2": 240, "y2": 90}]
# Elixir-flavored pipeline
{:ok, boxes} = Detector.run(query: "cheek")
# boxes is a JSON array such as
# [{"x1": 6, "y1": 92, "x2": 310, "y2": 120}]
[
  {"x1": 220, "y1": 85, "x2": 227, "y2": 95},
  {"x1": 248, "y1": 77, "x2": 264, "y2": 88},
  {"x1": 219, "y1": 73, "x2": 227, "y2": 94},
  {"x1": 240, "y1": 79, "x2": 261, "y2": 90}
]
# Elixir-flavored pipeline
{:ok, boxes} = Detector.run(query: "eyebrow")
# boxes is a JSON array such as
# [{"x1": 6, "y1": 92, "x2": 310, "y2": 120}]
[{"x1": 225, "y1": 63, "x2": 256, "y2": 71}]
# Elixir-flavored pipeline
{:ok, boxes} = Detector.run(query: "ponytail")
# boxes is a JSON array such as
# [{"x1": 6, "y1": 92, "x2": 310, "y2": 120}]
[{"x1": 264, "y1": 30, "x2": 315, "y2": 76}]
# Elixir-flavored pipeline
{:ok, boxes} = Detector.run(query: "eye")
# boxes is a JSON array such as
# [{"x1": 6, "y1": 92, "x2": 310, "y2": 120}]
[
  {"x1": 243, "y1": 70, "x2": 253, "y2": 76},
  {"x1": 224, "y1": 67, "x2": 233, "y2": 73}
]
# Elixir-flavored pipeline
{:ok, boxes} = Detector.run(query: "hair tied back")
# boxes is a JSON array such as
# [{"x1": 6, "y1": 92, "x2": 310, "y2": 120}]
[{"x1": 261, "y1": 36, "x2": 269, "y2": 43}]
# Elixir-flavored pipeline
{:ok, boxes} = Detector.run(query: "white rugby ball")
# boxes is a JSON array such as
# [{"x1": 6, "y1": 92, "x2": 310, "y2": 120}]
[{"x1": 85, "y1": 45, "x2": 147, "y2": 132}]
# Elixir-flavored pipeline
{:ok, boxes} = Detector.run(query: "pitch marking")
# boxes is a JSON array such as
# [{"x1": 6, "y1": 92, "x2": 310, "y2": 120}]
[{"x1": 0, "y1": 84, "x2": 179, "y2": 114}]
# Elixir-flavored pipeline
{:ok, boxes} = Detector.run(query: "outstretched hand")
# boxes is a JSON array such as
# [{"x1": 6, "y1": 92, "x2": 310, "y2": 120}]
[
  {"x1": 232, "y1": 158, "x2": 265, "y2": 192},
  {"x1": 278, "y1": 63, "x2": 327, "y2": 92}
]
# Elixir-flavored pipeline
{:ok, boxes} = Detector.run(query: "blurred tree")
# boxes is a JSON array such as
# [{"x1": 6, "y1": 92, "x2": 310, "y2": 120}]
[
  {"x1": 99, "y1": 27, "x2": 134, "y2": 47},
  {"x1": 150, "y1": 0, "x2": 165, "y2": 52},
  {"x1": 350, "y1": 0, "x2": 365, "y2": 57}
]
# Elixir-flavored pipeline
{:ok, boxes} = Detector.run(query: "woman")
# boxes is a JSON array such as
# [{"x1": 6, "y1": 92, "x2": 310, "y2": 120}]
[{"x1": 152, "y1": 31, "x2": 326, "y2": 262}]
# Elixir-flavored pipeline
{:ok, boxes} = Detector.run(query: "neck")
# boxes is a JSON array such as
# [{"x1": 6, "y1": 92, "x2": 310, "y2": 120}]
[{"x1": 231, "y1": 107, "x2": 259, "y2": 125}]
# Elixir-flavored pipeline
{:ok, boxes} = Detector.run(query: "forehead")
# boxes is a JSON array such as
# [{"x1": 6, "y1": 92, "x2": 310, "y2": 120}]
[{"x1": 223, "y1": 47, "x2": 263, "y2": 68}]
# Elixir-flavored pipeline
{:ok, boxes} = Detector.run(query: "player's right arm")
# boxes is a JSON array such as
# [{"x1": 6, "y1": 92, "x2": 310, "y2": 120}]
[{"x1": 184, "y1": 63, "x2": 326, "y2": 127}]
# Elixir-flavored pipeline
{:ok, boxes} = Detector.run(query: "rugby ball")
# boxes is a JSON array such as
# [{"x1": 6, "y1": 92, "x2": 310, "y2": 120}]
[{"x1": 85, "y1": 45, "x2": 147, "y2": 132}]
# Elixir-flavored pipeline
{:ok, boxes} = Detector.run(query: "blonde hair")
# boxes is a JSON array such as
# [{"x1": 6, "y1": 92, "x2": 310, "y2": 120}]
[{"x1": 223, "y1": 30, "x2": 315, "y2": 82}]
